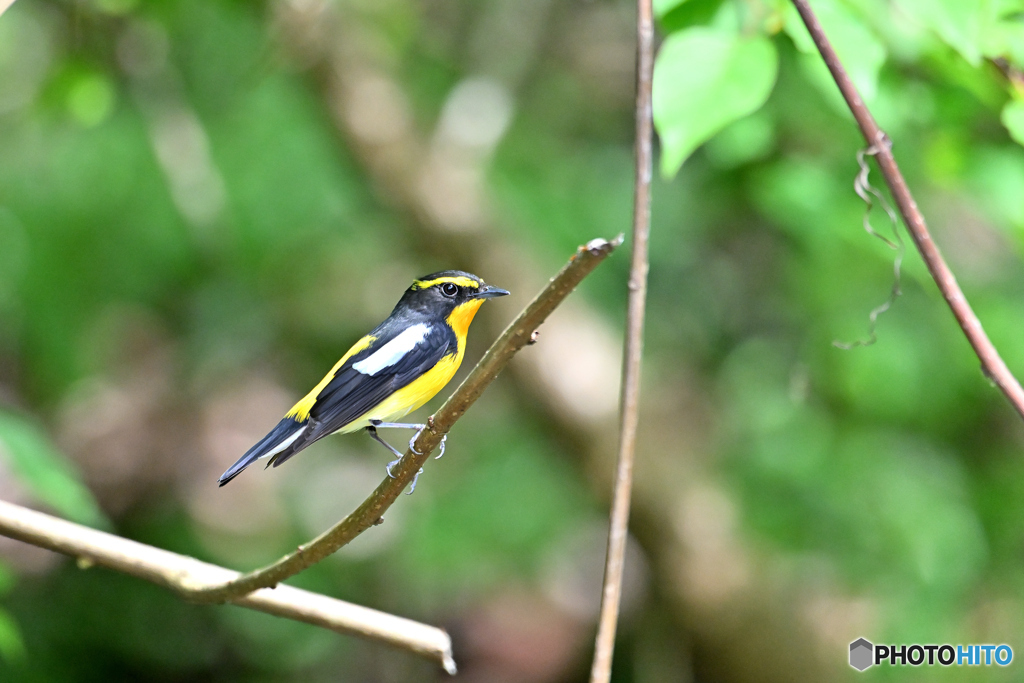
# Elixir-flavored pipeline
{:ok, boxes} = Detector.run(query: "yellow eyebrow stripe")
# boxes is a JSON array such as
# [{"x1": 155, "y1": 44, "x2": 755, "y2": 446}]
[
  {"x1": 285, "y1": 334, "x2": 376, "y2": 421},
  {"x1": 412, "y1": 276, "x2": 480, "y2": 290}
]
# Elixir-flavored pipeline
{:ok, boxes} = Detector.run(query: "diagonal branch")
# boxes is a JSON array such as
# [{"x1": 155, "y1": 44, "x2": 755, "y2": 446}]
[
  {"x1": 791, "y1": 0, "x2": 1024, "y2": 421},
  {"x1": 0, "y1": 237, "x2": 621, "y2": 674},
  {"x1": 0, "y1": 498, "x2": 457, "y2": 672},
  {"x1": 181, "y1": 235, "x2": 622, "y2": 605},
  {"x1": 588, "y1": 0, "x2": 654, "y2": 681}
]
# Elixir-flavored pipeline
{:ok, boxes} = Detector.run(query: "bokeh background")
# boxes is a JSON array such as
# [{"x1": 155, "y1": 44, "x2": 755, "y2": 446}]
[{"x1": 1, "y1": 0, "x2": 1024, "y2": 681}]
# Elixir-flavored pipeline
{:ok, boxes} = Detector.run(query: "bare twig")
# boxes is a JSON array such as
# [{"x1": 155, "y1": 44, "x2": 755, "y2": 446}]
[
  {"x1": 589, "y1": 0, "x2": 654, "y2": 680},
  {"x1": 0, "y1": 499, "x2": 456, "y2": 672},
  {"x1": 791, "y1": 0, "x2": 1024, "y2": 421},
  {"x1": 183, "y1": 236, "x2": 622, "y2": 605}
]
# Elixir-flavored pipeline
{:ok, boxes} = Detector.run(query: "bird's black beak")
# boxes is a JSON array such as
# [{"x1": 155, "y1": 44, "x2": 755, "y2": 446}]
[{"x1": 473, "y1": 284, "x2": 510, "y2": 299}]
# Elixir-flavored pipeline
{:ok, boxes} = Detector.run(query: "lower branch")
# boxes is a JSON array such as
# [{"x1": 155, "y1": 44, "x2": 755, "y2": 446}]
[
  {"x1": 0, "y1": 499, "x2": 456, "y2": 673},
  {"x1": 182, "y1": 236, "x2": 623, "y2": 604}
]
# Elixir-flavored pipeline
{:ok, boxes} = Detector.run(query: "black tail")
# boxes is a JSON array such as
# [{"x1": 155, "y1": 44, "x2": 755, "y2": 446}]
[{"x1": 218, "y1": 418, "x2": 308, "y2": 486}]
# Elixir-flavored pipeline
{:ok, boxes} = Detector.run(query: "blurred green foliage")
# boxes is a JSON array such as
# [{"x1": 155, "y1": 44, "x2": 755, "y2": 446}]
[
  {"x1": 0, "y1": 0, "x2": 1023, "y2": 680},
  {"x1": 653, "y1": 0, "x2": 1024, "y2": 678},
  {"x1": 0, "y1": 411, "x2": 106, "y2": 526}
]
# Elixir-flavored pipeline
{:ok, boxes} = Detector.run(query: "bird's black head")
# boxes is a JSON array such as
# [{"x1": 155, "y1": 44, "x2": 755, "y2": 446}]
[{"x1": 393, "y1": 270, "x2": 509, "y2": 322}]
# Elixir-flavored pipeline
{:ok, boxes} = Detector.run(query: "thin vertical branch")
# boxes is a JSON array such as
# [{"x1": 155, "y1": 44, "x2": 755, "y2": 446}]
[
  {"x1": 791, "y1": 0, "x2": 1024, "y2": 421},
  {"x1": 589, "y1": 0, "x2": 654, "y2": 679}
]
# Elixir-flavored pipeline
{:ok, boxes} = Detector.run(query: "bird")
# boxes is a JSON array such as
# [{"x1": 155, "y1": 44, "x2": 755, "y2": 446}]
[{"x1": 217, "y1": 271, "x2": 509, "y2": 490}]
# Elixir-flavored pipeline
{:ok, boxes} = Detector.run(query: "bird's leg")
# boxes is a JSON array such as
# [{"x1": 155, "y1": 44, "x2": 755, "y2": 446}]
[
  {"x1": 369, "y1": 420, "x2": 425, "y2": 431},
  {"x1": 367, "y1": 426, "x2": 405, "y2": 479},
  {"x1": 366, "y1": 421, "x2": 443, "y2": 493},
  {"x1": 366, "y1": 425, "x2": 405, "y2": 458},
  {"x1": 367, "y1": 419, "x2": 445, "y2": 458}
]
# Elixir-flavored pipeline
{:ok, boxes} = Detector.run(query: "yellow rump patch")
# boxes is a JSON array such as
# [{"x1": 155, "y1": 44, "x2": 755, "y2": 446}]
[
  {"x1": 412, "y1": 276, "x2": 480, "y2": 290},
  {"x1": 446, "y1": 299, "x2": 484, "y2": 339},
  {"x1": 285, "y1": 334, "x2": 376, "y2": 421}
]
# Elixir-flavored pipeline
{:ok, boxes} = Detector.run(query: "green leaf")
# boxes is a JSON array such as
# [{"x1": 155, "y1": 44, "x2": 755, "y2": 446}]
[
  {"x1": 894, "y1": 0, "x2": 987, "y2": 65},
  {"x1": 978, "y1": 0, "x2": 1024, "y2": 63},
  {"x1": 1002, "y1": 97, "x2": 1024, "y2": 147},
  {"x1": 654, "y1": 0, "x2": 690, "y2": 19},
  {"x1": 653, "y1": 27, "x2": 778, "y2": 177},
  {"x1": 784, "y1": 0, "x2": 887, "y2": 103},
  {"x1": 0, "y1": 412, "x2": 107, "y2": 528},
  {"x1": 705, "y1": 110, "x2": 776, "y2": 168},
  {"x1": 657, "y1": 0, "x2": 724, "y2": 33}
]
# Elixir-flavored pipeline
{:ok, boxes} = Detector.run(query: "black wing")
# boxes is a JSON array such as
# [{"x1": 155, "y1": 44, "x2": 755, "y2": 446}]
[{"x1": 271, "y1": 323, "x2": 454, "y2": 466}]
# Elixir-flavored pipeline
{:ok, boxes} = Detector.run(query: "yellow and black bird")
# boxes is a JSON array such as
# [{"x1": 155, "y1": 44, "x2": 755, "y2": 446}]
[{"x1": 218, "y1": 271, "x2": 508, "y2": 488}]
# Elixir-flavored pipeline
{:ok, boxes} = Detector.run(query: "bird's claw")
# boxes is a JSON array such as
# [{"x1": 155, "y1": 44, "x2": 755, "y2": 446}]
[
  {"x1": 386, "y1": 458, "x2": 400, "y2": 479},
  {"x1": 398, "y1": 428, "x2": 446, "y2": 493},
  {"x1": 409, "y1": 426, "x2": 426, "y2": 455},
  {"x1": 409, "y1": 428, "x2": 447, "y2": 460},
  {"x1": 407, "y1": 468, "x2": 424, "y2": 495}
]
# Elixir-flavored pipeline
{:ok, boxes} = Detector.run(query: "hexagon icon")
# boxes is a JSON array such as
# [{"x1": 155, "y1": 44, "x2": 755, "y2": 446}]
[{"x1": 849, "y1": 638, "x2": 873, "y2": 671}]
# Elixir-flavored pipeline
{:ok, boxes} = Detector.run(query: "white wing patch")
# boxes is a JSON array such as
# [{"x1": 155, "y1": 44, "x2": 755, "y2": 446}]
[
  {"x1": 259, "y1": 428, "x2": 303, "y2": 460},
  {"x1": 352, "y1": 323, "x2": 429, "y2": 376}
]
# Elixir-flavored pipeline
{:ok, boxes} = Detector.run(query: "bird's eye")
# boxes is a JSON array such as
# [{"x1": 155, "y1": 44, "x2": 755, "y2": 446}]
[{"x1": 440, "y1": 282, "x2": 459, "y2": 298}]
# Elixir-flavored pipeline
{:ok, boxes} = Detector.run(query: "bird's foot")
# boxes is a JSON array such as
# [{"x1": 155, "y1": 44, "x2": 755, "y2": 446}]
[
  {"x1": 407, "y1": 468, "x2": 424, "y2": 495},
  {"x1": 386, "y1": 457, "x2": 401, "y2": 479},
  {"x1": 409, "y1": 429, "x2": 447, "y2": 459},
  {"x1": 409, "y1": 426, "x2": 425, "y2": 454}
]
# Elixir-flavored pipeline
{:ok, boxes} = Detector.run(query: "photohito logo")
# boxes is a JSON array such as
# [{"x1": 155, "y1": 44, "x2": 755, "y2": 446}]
[{"x1": 849, "y1": 638, "x2": 1013, "y2": 671}]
